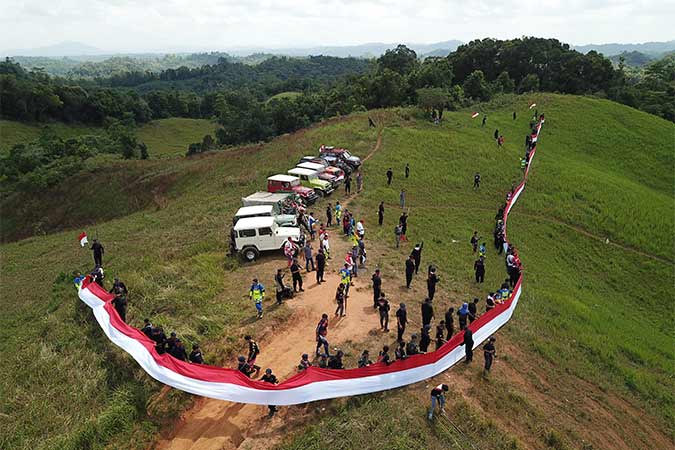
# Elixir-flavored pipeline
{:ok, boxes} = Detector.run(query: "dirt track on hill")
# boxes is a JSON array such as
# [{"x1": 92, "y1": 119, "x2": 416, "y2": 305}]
[{"x1": 153, "y1": 127, "x2": 384, "y2": 450}]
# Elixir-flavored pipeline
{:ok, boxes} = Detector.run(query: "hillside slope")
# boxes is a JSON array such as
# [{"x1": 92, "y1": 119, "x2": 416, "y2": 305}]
[{"x1": 0, "y1": 95, "x2": 672, "y2": 450}]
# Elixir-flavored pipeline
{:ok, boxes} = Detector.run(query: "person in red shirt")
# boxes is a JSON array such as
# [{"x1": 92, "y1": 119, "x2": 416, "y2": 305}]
[{"x1": 428, "y1": 384, "x2": 449, "y2": 419}]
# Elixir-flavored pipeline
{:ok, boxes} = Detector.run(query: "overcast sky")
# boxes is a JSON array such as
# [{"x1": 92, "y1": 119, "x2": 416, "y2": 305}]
[{"x1": 1, "y1": 0, "x2": 674, "y2": 53}]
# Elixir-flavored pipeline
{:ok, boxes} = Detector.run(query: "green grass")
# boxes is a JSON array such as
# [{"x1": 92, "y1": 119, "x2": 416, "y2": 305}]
[
  {"x1": 0, "y1": 95, "x2": 673, "y2": 450},
  {"x1": 267, "y1": 91, "x2": 303, "y2": 103},
  {"x1": 135, "y1": 117, "x2": 218, "y2": 157},
  {"x1": 0, "y1": 120, "x2": 102, "y2": 152}
]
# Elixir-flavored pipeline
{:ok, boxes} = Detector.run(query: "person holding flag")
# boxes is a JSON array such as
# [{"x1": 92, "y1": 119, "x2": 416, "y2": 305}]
[{"x1": 249, "y1": 278, "x2": 265, "y2": 319}]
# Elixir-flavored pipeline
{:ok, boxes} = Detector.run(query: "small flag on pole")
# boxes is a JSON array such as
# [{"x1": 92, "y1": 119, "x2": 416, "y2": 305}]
[
  {"x1": 529, "y1": 102, "x2": 537, "y2": 110},
  {"x1": 79, "y1": 232, "x2": 88, "y2": 247},
  {"x1": 471, "y1": 112, "x2": 480, "y2": 118}
]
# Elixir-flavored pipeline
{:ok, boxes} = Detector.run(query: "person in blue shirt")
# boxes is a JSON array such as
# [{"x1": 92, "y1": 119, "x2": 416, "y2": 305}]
[
  {"x1": 73, "y1": 272, "x2": 85, "y2": 289},
  {"x1": 249, "y1": 278, "x2": 265, "y2": 319}
]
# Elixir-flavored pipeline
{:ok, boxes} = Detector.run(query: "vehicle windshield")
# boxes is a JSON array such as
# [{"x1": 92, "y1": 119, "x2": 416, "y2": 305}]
[{"x1": 342, "y1": 151, "x2": 352, "y2": 158}]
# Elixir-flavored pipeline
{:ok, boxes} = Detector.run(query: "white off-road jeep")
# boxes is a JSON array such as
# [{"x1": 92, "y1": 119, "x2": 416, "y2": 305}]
[{"x1": 233, "y1": 216, "x2": 302, "y2": 262}]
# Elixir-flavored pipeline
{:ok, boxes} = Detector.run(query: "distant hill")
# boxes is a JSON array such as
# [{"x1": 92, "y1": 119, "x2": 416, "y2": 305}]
[
  {"x1": 2, "y1": 41, "x2": 104, "y2": 57},
  {"x1": 608, "y1": 51, "x2": 655, "y2": 67},
  {"x1": 234, "y1": 40, "x2": 464, "y2": 58},
  {"x1": 573, "y1": 40, "x2": 675, "y2": 56}
]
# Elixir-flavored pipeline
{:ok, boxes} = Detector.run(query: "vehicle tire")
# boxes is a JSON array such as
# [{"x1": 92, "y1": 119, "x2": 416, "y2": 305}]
[
  {"x1": 241, "y1": 247, "x2": 259, "y2": 262},
  {"x1": 315, "y1": 189, "x2": 325, "y2": 198}
]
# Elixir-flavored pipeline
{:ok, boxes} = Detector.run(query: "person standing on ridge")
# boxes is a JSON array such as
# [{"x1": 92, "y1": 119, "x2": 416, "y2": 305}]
[
  {"x1": 378, "y1": 201, "x2": 385, "y2": 225},
  {"x1": 435, "y1": 321, "x2": 446, "y2": 350},
  {"x1": 473, "y1": 172, "x2": 481, "y2": 189},
  {"x1": 290, "y1": 258, "x2": 304, "y2": 292},
  {"x1": 344, "y1": 174, "x2": 352, "y2": 194},
  {"x1": 249, "y1": 278, "x2": 265, "y2": 319},
  {"x1": 461, "y1": 327, "x2": 474, "y2": 363},
  {"x1": 371, "y1": 268, "x2": 382, "y2": 309},
  {"x1": 335, "y1": 283, "x2": 346, "y2": 317},
  {"x1": 303, "y1": 241, "x2": 315, "y2": 272},
  {"x1": 427, "y1": 266, "x2": 439, "y2": 300},
  {"x1": 468, "y1": 297, "x2": 479, "y2": 323},
  {"x1": 396, "y1": 302, "x2": 407, "y2": 342},
  {"x1": 399, "y1": 212, "x2": 408, "y2": 241},
  {"x1": 386, "y1": 168, "x2": 393, "y2": 185},
  {"x1": 315, "y1": 313, "x2": 329, "y2": 356},
  {"x1": 458, "y1": 302, "x2": 469, "y2": 330},
  {"x1": 405, "y1": 255, "x2": 415, "y2": 289},
  {"x1": 274, "y1": 268, "x2": 285, "y2": 304},
  {"x1": 377, "y1": 292, "x2": 391, "y2": 332},
  {"x1": 421, "y1": 297, "x2": 434, "y2": 327},
  {"x1": 481, "y1": 115, "x2": 487, "y2": 127},
  {"x1": 394, "y1": 222, "x2": 402, "y2": 248},
  {"x1": 405, "y1": 163, "x2": 410, "y2": 178},
  {"x1": 483, "y1": 336, "x2": 497, "y2": 377},
  {"x1": 189, "y1": 344, "x2": 204, "y2": 364},
  {"x1": 474, "y1": 257, "x2": 485, "y2": 283},
  {"x1": 470, "y1": 231, "x2": 480, "y2": 253},
  {"x1": 411, "y1": 241, "x2": 424, "y2": 274},
  {"x1": 326, "y1": 203, "x2": 333, "y2": 227},
  {"x1": 91, "y1": 239, "x2": 104, "y2": 266},
  {"x1": 356, "y1": 171, "x2": 363, "y2": 192},
  {"x1": 315, "y1": 248, "x2": 326, "y2": 284},
  {"x1": 339, "y1": 263, "x2": 352, "y2": 298}
]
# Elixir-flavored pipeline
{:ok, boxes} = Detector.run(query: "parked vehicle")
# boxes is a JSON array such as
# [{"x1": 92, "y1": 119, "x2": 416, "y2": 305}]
[
  {"x1": 232, "y1": 216, "x2": 303, "y2": 262},
  {"x1": 267, "y1": 174, "x2": 319, "y2": 205},
  {"x1": 287, "y1": 167, "x2": 334, "y2": 197},
  {"x1": 319, "y1": 145, "x2": 362, "y2": 169},
  {"x1": 241, "y1": 192, "x2": 306, "y2": 214},
  {"x1": 233, "y1": 205, "x2": 297, "y2": 227},
  {"x1": 296, "y1": 162, "x2": 341, "y2": 186}
]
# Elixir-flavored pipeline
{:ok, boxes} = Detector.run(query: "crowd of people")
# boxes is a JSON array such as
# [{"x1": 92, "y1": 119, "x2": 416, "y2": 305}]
[{"x1": 76, "y1": 111, "x2": 542, "y2": 422}]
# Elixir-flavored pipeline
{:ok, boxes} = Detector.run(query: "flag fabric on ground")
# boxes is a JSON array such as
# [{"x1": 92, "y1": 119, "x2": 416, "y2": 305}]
[
  {"x1": 471, "y1": 112, "x2": 480, "y2": 118},
  {"x1": 79, "y1": 232, "x2": 88, "y2": 247},
  {"x1": 529, "y1": 102, "x2": 537, "y2": 109}
]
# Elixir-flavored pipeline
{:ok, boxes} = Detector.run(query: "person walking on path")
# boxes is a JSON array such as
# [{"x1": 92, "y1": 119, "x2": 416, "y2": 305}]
[
  {"x1": 335, "y1": 283, "x2": 346, "y2": 317},
  {"x1": 421, "y1": 297, "x2": 434, "y2": 327},
  {"x1": 470, "y1": 231, "x2": 480, "y2": 253},
  {"x1": 290, "y1": 258, "x2": 304, "y2": 292},
  {"x1": 469, "y1": 297, "x2": 479, "y2": 323},
  {"x1": 303, "y1": 241, "x2": 315, "y2": 272},
  {"x1": 378, "y1": 201, "x2": 385, "y2": 225},
  {"x1": 474, "y1": 257, "x2": 485, "y2": 283},
  {"x1": 321, "y1": 233, "x2": 330, "y2": 259},
  {"x1": 405, "y1": 255, "x2": 415, "y2": 288},
  {"x1": 411, "y1": 241, "x2": 424, "y2": 274},
  {"x1": 461, "y1": 327, "x2": 474, "y2": 363},
  {"x1": 339, "y1": 263, "x2": 352, "y2": 298},
  {"x1": 427, "y1": 266, "x2": 439, "y2": 300},
  {"x1": 399, "y1": 212, "x2": 408, "y2": 241},
  {"x1": 405, "y1": 163, "x2": 410, "y2": 179},
  {"x1": 396, "y1": 303, "x2": 407, "y2": 342},
  {"x1": 483, "y1": 336, "x2": 497, "y2": 377},
  {"x1": 400, "y1": 189, "x2": 406, "y2": 208},
  {"x1": 377, "y1": 292, "x2": 391, "y2": 332},
  {"x1": 394, "y1": 223, "x2": 403, "y2": 248},
  {"x1": 473, "y1": 172, "x2": 481, "y2": 189},
  {"x1": 261, "y1": 368, "x2": 279, "y2": 417},
  {"x1": 326, "y1": 203, "x2": 333, "y2": 227},
  {"x1": 91, "y1": 239, "x2": 105, "y2": 266},
  {"x1": 428, "y1": 384, "x2": 449, "y2": 420},
  {"x1": 315, "y1": 313, "x2": 330, "y2": 356},
  {"x1": 444, "y1": 307, "x2": 455, "y2": 340},
  {"x1": 244, "y1": 335, "x2": 261, "y2": 377},
  {"x1": 344, "y1": 175, "x2": 352, "y2": 194},
  {"x1": 386, "y1": 168, "x2": 393, "y2": 185},
  {"x1": 371, "y1": 268, "x2": 382, "y2": 308},
  {"x1": 315, "y1": 249, "x2": 326, "y2": 284},
  {"x1": 249, "y1": 278, "x2": 265, "y2": 319},
  {"x1": 356, "y1": 171, "x2": 363, "y2": 192}
]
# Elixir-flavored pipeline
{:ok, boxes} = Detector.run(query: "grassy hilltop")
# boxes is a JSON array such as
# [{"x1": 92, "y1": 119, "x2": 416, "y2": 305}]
[{"x1": 0, "y1": 94, "x2": 673, "y2": 450}]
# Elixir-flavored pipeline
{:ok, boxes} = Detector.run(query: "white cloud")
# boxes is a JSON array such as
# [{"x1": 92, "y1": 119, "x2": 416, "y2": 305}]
[{"x1": 0, "y1": 0, "x2": 673, "y2": 53}]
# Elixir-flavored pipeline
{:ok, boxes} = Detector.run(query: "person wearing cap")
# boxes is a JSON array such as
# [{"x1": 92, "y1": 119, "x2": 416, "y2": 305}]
[
  {"x1": 237, "y1": 355, "x2": 254, "y2": 377},
  {"x1": 260, "y1": 368, "x2": 279, "y2": 417},
  {"x1": 249, "y1": 278, "x2": 265, "y2": 319},
  {"x1": 358, "y1": 350, "x2": 372, "y2": 368},
  {"x1": 396, "y1": 303, "x2": 407, "y2": 342},
  {"x1": 410, "y1": 241, "x2": 424, "y2": 274},
  {"x1": 428, "y1": 384, "x2": 449, "y2": 419},
  {"x1": 483, "y1": 336, "x2": 497, "y2": 376},
  {"x1": 189, "y1": 344, "x2": 204, "y2": 364},
  {"x1": 427, "y1": 266, "x2": 440, "y2": 300}
]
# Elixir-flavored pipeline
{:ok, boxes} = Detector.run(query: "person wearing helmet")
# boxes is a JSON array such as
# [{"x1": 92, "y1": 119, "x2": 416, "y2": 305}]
[
  {"x1": 237, "y1": 356, "x2": 254, "y2": 377},
  {"x1": 260, "y1": 368, "x2": 279, "y2": 417},
  {"x1": 249, "y1": 278, "x2": 265, "y2": 319}
]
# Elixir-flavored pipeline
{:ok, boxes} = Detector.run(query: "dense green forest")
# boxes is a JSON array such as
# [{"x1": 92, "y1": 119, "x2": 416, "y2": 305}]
[{"x1": 1, "y1": 37, "x2": 673, "y2": 195}]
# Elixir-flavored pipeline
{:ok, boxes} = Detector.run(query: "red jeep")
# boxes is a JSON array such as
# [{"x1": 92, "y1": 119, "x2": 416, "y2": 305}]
[{"x1": 267, "y1": 174, "x2": 319, "y2": 205}]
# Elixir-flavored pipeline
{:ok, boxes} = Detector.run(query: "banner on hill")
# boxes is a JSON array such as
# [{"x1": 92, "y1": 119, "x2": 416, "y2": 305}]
[
  {"x1": 79, "y1": 232, "x2": 88, "y2": 247},
  {"x1": 76, "y1": 121, "x2": 544, "y2": 405}
]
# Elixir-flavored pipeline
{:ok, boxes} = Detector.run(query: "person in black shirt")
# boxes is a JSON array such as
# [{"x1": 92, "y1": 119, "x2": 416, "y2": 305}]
[
  {"x1": 189, "y1": 344, "x2": 204, "y2": 364},
  {"x1": 494, "y1": 128, "x2": 499, "y2": 140},
  {"x1": 290, "y1": 258, "x2": 304, "y2": 292},
  {"x1": 335, "y1": 284, "x2": 345, "y2": 317},
  {"x1": 421, "y1": 297, "x2": 434, "y2": 327},
  {"x1": 386, "y1": 168, "x2": 393, "y2": 185},
  {"x1": 405, "y1": 256, "x2": 415, "y2": 289},
  {"x1": 419, "y1": 325, "x2": 432, "y2": 352},
  {"x1": 378, "y1": 202, "x2": 385, "y2": 226},
  {"x1": 461, "y1": 328, "x2": 474, "y2": 363},
  {"x1": 261, "y1": 368, "x2": 279, "y2": 417},
  {"x1": 410, "y1": 242, "x2": 424, "y2": 274},
  {"x1": 110, "y1": 277, "x2": 128, "y2": 297},
  {"x1": 379, "y1": 345, "x2": 392, "y2": 365},
  {"x1": 372, "y1": 269, "x2": 382, "y2": 308},
  {"x1": 165, "y1": 332, "x2": 178, "y2": 353},
  {"x1": 468, "y1": 298, "x2": 479, "y2": 323},
  {"x1": 274, "y1": 269, "x2": 285, "y2": 304},
  {"x1": 377, "y1": 293, "x2": 390, "y2": 331},
  {"x1": 344, "y1": 175, "x2": 351, "y2": 194},
  {"x1": 399, "y1": 212, "x2": 408, "y2": 241},
  {"x1": 473, "y1": 172, "x2": 481, "y2": 189},
  {"x1": 406, "y1": 334, "x2": 420, "y2": 356},
  {"x1": 486, "y1": 293, "x2": 496, "y2": 312},
  {"x1": 170, "y1": 340, "x2": 188, "y2": 361},
  {"x1": 483, "y1": 336, "x2": 496, "y2": 376},
  {"x1": 326, "y1": 204, "x2": 333, "y2": 227},
  {"x1": 315, "y1": 249, "x2": 326, "y2": 283},
  {"x1": 141, "y1": 318, "x2": 153, "y2": 337},
  {"x1": 444, "y1": 307, "x2": 454, "y2": 340},
  {"x1": 474, "y1": 257, "x2": 485, "y2": 283},
  {"x1": 90, "y1": 239, "x2": 104, "y2": 266},
  {"x1": 111, "y1": 295, "x2": 127, "y2": 322},
  {"x1": 435, "y1": 321, "x2": 446, "y2": 350},
  {"x1": 237, "y1": 356, "x2": 255, "y2": 377},
  {"x1": 328, "y1": 350, "x2": 344, "y2": 369},
  {"x1": 427, "y1": 266, "x2": 439, "y2": 300},
  {"x1": 396, "y1": 303, "x2": 407, "y2": 342},
  {"x1": 405, "y1": 163, "x2": 410, "y2": 178},
  {"x1": 245, "y1": 335, "x2": 261, "y2": 377},
  {"x1": 358, "y1": 350, "x2": 373, "y2": 368},
  {"x1": 428, "y1": 384, "x2": 449, "y2": 419}
]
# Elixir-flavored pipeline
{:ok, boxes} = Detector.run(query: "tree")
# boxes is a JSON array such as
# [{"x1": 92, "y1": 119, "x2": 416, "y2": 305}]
[
  {"x1": 201, "y1": 134, "x2": 215, "y2": 152},
  {"x1": 416, "y1": 88, "x2": 451, "y2": 119},
  {"x1": 494, "y1": 71, "x2": 515, "y2": 93},
  {"x1": 409, "y1": 57, "x2": 454, "y2": 89},
  {"x1": 138, "y1": 142, "x2": 149, "y2": 160},
  {"x1": 462, "y1": 70, "x2": 492, "y2": 101},
  {"x1": 518, "y1": 74, "x2": 540, "y2": 93},
  {"x1": 378, "y1": 45, "x2": 419, "y2": 75}
]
